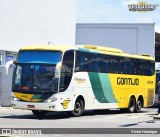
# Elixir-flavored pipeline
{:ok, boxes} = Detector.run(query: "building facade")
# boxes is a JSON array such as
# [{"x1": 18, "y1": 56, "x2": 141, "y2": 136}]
[
  {"x1": 76, "y1": 23, "x2": 155, "y2": 57},
  {"x1": 0, "y1": 50, "x2": 17, "y2": 65}
]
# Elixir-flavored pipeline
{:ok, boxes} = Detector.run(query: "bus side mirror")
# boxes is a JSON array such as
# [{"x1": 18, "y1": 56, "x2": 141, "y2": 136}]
[{"x1": 55, "y1": 62, "x2": 62, "y2": 78}]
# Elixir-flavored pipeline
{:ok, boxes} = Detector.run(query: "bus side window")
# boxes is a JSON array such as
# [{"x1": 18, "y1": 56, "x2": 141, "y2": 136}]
[
  {"x1": 147, "y1": 60, "x2": 155, "y2": 76},
  {"x1": 143, "y1": 60, "x2": 154, "y2": 76},
  {"x1": 75, "y1": 51, "x2": 81, "y2": 72},
  {"x1": 112, "y1": 56, "x2": 117, "y2": 73},
  {"x1": 60, "y1": 50, "x2": 74, "y2": 92},
  {"x1": 75, "y1": 51, "x2": 89, "y2": 72},
  {"x1": 112, "y1": 56, "x2": 122, "y2": 74},
  {"x1": 132, "y1": 59, "x2": 138, "y2": 75},
  {"x1": 138, "y1": 59, "x2": 145, "y2": 75},
  {"x1": 76, "y1": 52, "x2": 83, "y2": 71},
  {"x1": 88, "y1": 53, "x2": 100, "y2": 72},
  {"x1": 95, "y1": 54, "x2": 100, "y2": 72},
  {"x1": 119, "y1": 57, "x2": 124, "y2": 74},
  {"x1": 101, "y1": 55, "x2": 108, "y2": 73},
  {"x1": 150, "y1": 61, "x2": 155, "y2": 75},
  {"x1": 124, "y1": 58, "x2": 131, "y2": 74}
]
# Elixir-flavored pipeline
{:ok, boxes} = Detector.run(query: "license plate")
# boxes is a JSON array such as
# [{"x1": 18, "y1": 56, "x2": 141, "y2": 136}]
[{"x1": 27, "y1": 105, "x2": 35, "y2": 108}]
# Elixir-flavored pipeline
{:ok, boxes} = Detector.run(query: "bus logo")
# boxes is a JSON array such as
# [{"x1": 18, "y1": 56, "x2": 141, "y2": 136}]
[
  {"x1": 117, "y1": 77, "x2": 139, "y2": 85},
  {"x1": 61, "y1": 100, "x2": 70, "y2": 109},
  {"x1": 74, "y1": 77, "x2": 86, "y2": 84}
]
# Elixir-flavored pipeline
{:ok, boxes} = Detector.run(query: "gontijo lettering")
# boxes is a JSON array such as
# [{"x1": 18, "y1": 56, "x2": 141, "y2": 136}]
[{"x1": 117, "y1": 77, "x2": 139, "y2": 85}]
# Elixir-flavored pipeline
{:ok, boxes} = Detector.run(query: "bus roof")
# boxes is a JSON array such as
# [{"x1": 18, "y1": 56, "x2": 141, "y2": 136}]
[
  {"x1": 20, "y1": 45, "x2": 154, "y2": 61},
  {"x1": 81, "y1": 45, "x2": 154, "y2": 60},
  {"x1": 20, "y1": 45, "x2": 72, "y2": 52}
]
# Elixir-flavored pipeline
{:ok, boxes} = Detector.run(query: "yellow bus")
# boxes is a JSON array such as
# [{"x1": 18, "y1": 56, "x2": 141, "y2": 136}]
[{"x1": 12, "y1": 45, "x2": 155, "y2": 118}]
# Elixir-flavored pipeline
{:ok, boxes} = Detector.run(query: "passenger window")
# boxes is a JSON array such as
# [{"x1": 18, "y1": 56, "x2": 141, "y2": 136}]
[
  {"x1": 101, "y1": 55, "x2": 109, "y2": 73},
  {"x1": 88, "y1": 54, "x2": 100, "y2": 72},
  {"x1": 123, "y1": 58, "x2": 132, "y2": 74},
  {"x1": 75, "y1": 51, "x2": 89, "y2": 72},
  {"x1": 74, "y1": 51, "x2": 155, "y2": 76}
]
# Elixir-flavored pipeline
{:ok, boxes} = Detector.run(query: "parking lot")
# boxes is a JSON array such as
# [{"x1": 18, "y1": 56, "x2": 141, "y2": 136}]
[
  {"x1": 0, "y1": 107, "x2": 160, "y2": 136},
  {"x1": 0, "y1": 107, "x2": 159, "y2": 129}
]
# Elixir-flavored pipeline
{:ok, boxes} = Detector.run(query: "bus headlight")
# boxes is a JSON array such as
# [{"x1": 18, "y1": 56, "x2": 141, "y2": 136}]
[
  {"x1": 12, "y1": 96, "x2": 20, "y2": 101},
  {"x1": 44, "y1": 98, "x2": 57, "y2": 103}
]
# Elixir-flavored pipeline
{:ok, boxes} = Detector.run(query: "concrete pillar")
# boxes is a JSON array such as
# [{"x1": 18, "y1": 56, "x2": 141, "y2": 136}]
[{"x1": 0, "y1": 66, "x2": 13, "y2": 106}]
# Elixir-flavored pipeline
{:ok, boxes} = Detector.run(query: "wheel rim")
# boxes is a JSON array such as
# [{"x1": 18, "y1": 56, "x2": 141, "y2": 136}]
[
  {"x1": 137, "y1": 101, "x2": 142, "y2": 111},
  {"x1": 129, "y1": 98, "x2": 135, "y2": 112},
  {"x1": 75, "y1": 102, "x2": 81, "y2": 113}
]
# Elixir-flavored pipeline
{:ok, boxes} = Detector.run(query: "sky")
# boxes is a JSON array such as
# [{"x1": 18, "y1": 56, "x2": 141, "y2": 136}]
[
  {"x1": 0, "y1": 0, "x2": 160, "y2": 52},
  {"x1": 0, "y1": 0, "x2": 77, "y2": 52},
  {"x1": 77, "y1": 0, "x2": 160, "y2": 31}
]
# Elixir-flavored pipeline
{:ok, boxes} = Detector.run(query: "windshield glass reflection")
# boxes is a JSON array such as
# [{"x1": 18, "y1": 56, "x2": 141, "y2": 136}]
[{"x1": 12, "y1": 64, "x2": 58, "y2": 93}]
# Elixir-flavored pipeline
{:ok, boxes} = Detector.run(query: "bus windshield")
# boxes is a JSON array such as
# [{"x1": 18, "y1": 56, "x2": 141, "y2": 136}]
[
  {"x1": 17, "y1": 50, "x2": 62, "y2": 64},
  {"x1": 12, "y1": 64, "x2": 58, "y2": 93},
  {"x1": 13, "y1": 50, "x2": 62, "y2": 93}
]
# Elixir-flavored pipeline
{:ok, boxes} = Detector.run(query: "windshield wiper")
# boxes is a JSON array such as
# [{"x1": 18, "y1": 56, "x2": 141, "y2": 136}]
[{"x1": 34, "y1": 74, "x2": 44, "y2": 93}]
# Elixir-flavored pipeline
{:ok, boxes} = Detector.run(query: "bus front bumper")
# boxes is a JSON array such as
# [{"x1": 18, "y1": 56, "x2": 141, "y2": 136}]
[{"x1": 12, "y1": 100, "x2": 61, "y2": 111}]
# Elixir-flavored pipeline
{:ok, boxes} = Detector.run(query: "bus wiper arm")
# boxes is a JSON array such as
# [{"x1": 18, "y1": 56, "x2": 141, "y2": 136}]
[{"x1": 34, "y1": 74, "x2": 44, "y2": 93}]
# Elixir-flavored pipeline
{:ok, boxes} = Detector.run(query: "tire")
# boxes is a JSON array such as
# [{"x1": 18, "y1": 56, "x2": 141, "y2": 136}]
[
  {"x1": 71, "y1": 99, "x2": 84, "y2": 117},
  {"x1": 128, "y1": 97, "x2": 136, "y2": 113},
  {"x1": 32, "y1": 110, "x2": 47, "y2": 119},
  {"x1": 135, "y1": 100, "x2": 142, "y2": 113}
]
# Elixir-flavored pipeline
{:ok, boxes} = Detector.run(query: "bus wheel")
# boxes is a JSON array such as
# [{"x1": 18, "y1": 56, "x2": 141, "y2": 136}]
[
  {"x1": 128, "y1": 97, "x2": 136, "y2": 113},
  {"x1": 135, "y1": 100, "x2": 142, "y2": 113},
  {"x1": 71, "y1": 99, "x2": 84, "y2": 117},
  {"x1": 32, "y1": 110, "x2": 46, "y2": 119}
]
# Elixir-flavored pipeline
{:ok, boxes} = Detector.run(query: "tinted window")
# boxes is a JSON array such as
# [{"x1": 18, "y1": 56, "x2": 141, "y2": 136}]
[
  {"x1": 75, "y1": 51, "x2": 89, "y2": 72},
  {"x1": 123, "y1": 58, "x2": 132, "y2": 74},
  {"x1": 75, "y1": 51, "x2": 155, "y2": 76},
  {"x1": 17, "y1": 51, "x2": 62, "y2": 64},
  {"x1": 60, "y1": 50, "x2": 74, "y2": 92},
  {"x1": 88, "y1": 54, "x2": 100, "y2": 72},
  {"x1": 112, "y1": 56, "x2": 123, "y2": 74},
  {"x1": 100, "y1": 55, "x2": 112, "y2": 73}
]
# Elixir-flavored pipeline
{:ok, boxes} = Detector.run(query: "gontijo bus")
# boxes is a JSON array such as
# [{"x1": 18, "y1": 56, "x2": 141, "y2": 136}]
[{"x1": 12, "y1": 45, "x2": 155, "y2": 117}]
